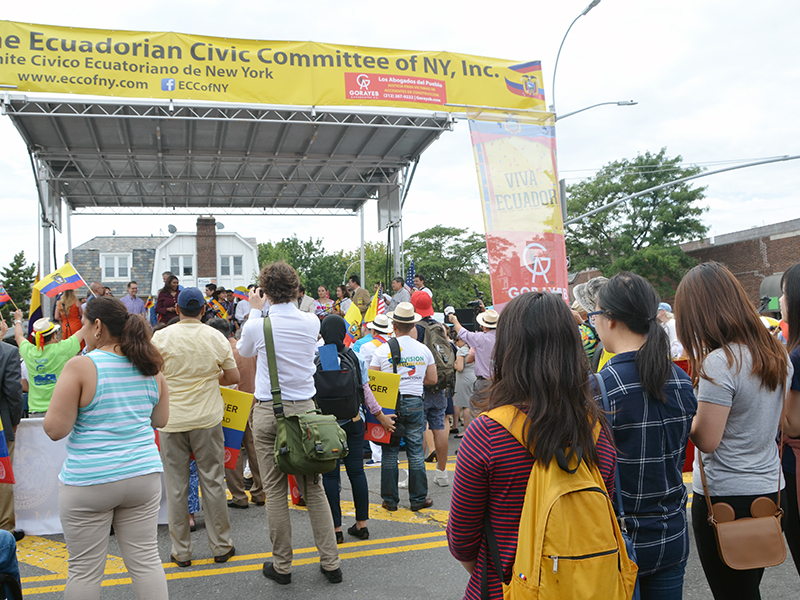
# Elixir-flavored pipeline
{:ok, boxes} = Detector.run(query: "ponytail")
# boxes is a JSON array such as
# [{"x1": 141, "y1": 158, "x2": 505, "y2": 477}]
[
  {"x1": 84, "y1": 296, "x2": 163, "y2": 377},
  {"x1": 597, "y1": 272, "x2": 672, "y2": 403},
  {"x1": 636, "y1": 317, "x2": 671, "y2": 403},
  {"x1": 120, "y1": 313, "x2": 163, "y2": 377}
]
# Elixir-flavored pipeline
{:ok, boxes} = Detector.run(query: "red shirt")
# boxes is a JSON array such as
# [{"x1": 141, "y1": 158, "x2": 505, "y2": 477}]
[{"x1": 447, "y1": 414, "x2": 617, "y2": 600}]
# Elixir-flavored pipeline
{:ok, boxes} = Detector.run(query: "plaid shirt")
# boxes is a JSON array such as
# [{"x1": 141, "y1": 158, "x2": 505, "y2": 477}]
[{"x1": 598, "y1": 352, "x2": 697, "y2": 576}]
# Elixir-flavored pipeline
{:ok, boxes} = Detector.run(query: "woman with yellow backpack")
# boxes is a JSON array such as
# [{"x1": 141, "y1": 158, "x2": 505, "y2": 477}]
[{"x1": 447, "y1": 291, "x2": 637, "y2": 600}]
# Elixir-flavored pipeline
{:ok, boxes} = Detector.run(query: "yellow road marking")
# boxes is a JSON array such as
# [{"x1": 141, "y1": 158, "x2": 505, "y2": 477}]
[
  {"x1": 290, "y1": 500, "x2": 449, "y2": 526},
  {"x1": 22, "y1": 532, "x2": 449, "y2": 595}
]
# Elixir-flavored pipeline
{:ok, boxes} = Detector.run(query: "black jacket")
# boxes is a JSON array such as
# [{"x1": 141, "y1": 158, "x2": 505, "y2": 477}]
[{"x1": 0, "y1": 341, "x2": 24, "y2": 442}]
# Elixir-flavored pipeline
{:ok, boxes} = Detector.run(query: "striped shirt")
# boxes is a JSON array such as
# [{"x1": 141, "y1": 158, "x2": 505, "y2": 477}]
[
  {"x1": 447, "y1": 414, "x2": 616, "y2": 600},
  {"x1": 60, "y1": 350, "x2": 163, "y2": 486},
  {"x1": 598, "y1": 352, "x2": 697, "y2": 576}
]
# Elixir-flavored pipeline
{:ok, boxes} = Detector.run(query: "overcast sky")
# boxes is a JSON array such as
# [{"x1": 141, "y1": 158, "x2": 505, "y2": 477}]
[{"x1": 1, "y1": 0, "x2": 798, "y2": 271}]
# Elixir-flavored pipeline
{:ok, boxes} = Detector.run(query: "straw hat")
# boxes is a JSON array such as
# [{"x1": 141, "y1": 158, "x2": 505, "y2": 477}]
[
  {"x1": 476, "y1": 309, "x2": 499, "y2": 329},
  {"x1": 387, "y1": 302, "x2": 422, "y2": 324},
  {"x1": 367, "y1": 314, "x2": 393, "y2": 335}
]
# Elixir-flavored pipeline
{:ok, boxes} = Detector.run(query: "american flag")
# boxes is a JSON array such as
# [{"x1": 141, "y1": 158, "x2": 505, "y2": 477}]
[
  {"x1": 377, "y1": 283, "x2": 387, "y2": 315},
  {"x1": 404, "y1": 259, "x2": 415, "y2": 294}
]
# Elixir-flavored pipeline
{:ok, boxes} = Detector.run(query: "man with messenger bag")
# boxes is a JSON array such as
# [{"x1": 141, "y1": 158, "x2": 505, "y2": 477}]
[{"x1": 237, "y1": 261, "x2": 343, "y2": 586}]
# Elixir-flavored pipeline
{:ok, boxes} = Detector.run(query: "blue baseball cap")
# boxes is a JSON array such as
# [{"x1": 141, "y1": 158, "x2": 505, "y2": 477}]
[
  {"x1": 177, "y1": 287, "x2": 205, "y2": 310},
  {"x1": 658, "y1": 302, "x2": 672, "y2": 312}
]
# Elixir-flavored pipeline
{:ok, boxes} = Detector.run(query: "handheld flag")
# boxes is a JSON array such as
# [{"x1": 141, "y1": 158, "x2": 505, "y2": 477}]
[
  {"x1": 232, "y1": 286, "x2": 249, "y2": 301},
  {"x1": 0, "y1": 429, "x2": 15, "y2": 484},
  {"x1": 343, "y1": 301, "x2": 362, "y2": 347},
  {"x1": 144, "y1": 295, "x2": 154, "y2": 310},
  {"x1": 0, "y1": 285, "x2": 10, "y2": 308},
  {"x1": 28, "y1": 270, "x2": 43, "y2": 340},
  {"x1": 208, "y1": 298, "x2": 229, "y2": 320},
  {"x1": 34, "y1": 263, "x2": 84, "y2": 298},
  {"x1": 363, "y1": 286, "x2": 387, "y2": 324},
  {"x1": 404, "y1": 259, "x2": 416, "y2": 294}
]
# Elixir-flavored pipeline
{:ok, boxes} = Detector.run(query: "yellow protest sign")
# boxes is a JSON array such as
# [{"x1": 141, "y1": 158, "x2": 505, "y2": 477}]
[
  {"x1": 220, "y1": 387, "x2": 251, "y2": 431},
  {"x1": 368, "y1": 370, "x2": 401, "y2": 411},
  {"x1": 0, "y1": 21, "x2": 546, "y2": 112}
]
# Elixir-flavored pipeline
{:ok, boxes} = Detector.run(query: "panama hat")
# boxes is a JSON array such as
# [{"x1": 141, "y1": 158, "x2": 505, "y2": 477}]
[
  {"x1": 367, "y1": 313, "x2": 393, "y2": 335},
  {"x1": 476, "y1": 309, "x2": 499, "y2": 329},
  {"x1": 387, "y1": 302, "x2": 422, "y2": 324}
]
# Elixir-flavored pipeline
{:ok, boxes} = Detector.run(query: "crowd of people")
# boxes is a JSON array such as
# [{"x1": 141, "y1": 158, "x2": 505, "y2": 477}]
[{"x1": 0, "y1": 258, "x2": 798, "y2": 600}]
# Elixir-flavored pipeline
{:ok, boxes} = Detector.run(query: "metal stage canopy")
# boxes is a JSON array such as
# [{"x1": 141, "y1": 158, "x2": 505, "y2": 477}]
[{"x1": 2, "y1": 95, "x2": 453, "y2": 218}]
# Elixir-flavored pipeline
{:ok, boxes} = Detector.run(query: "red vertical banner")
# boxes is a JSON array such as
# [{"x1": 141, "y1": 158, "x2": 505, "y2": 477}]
[{"x1": 468, "y1": 114, "x2": 568, "y2": 311}]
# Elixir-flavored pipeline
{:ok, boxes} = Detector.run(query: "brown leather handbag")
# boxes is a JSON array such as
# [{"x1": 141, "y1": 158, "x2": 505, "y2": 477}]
[{"x1": 696, "y1": 386, "x2": 788, "y2": 571}]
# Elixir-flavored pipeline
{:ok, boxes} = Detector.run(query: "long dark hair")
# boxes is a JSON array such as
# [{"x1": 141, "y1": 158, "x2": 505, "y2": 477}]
[
  {"x1": 84, "y1": 296, "x2": 163, "y2": 377},
  {"x1": 486, "y1": 292, "x2": 603, "y2": 466},
  {"x1": 159, "y1": 275, "x2": 178, "y2": 297},
  {"x1": 597, "y1": 272, "x2": 671, "y2": 402},
  {"x1": 781, "y1": 262, "x2": 800, "y2": 353},
  {"x1": 675, "y1": 262, "x2": 788, "y2": 389}
]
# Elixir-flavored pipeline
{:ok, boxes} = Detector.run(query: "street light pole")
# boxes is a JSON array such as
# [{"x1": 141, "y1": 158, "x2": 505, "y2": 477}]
[
  {"x1": 557, "y1": 100, "x2": 637, "y2": 121},
  {"x1": 550, "y1": 0, "x2": 602, "y2": 114}
]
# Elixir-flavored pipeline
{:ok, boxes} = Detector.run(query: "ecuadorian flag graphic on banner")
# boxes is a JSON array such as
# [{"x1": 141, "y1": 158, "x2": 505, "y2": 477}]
[{"x1": 34, "y1": 263, "x2": 84, "y2": 298}]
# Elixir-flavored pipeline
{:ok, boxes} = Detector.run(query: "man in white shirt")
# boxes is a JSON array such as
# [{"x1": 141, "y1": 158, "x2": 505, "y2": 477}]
[
  {"x1": 413, "y1": 274, "x2": 432, "y2": 298},
  {"x1": 386, "y1": 277, "x2": 411, "y2": 312},
  {"x1": 370, "y1": 302, "x2": 436, "y2": 512},
  {"x1": 237, "y1": 261, "x2": 341, "y2": 586}
]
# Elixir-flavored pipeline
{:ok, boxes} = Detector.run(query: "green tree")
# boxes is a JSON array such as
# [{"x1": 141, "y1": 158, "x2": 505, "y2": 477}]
[
  {"x1": 1, "y1": 251, "x2": 36, "y2": 324},
  {"x1": 257, "y1": 236, "x2": 349, "y2": 296},
  {"x1": 404, "y1": 225, "x2": 490, "y2": 310},
  {"x1": 564, "y1": 148, "x2": 708, "y2": 296},
  {"x1": 343, "y1": 241, "x2": 393, "y2": 292}
]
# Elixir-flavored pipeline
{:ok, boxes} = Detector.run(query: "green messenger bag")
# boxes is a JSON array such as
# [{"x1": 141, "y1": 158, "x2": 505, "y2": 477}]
[{"x1": 263, "y1": 317, "x2": 348, "y2": 476}]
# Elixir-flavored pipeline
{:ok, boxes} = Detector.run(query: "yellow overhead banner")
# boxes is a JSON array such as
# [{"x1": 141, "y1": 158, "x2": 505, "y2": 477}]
[{"x1": 0, "y1": 21, "x2": 546, "y2": 112}]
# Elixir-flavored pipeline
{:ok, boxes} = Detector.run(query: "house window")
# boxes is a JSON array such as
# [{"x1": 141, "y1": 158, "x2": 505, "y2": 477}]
[
  {"x1": 99, "y1": 253, "x2": 132, "y2": 281},
  {"x1": 170, "y1": 256, "x2": 193, "y2": 277},
  {"x1": 220, "y1": 256, "x2": 243, "y2": 277}
]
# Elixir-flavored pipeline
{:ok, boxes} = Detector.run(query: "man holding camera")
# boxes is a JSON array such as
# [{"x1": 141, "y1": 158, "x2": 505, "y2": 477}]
[
  {"x1": 447, "y1": 303, "x2": 498, "y2": 418},
  {"x1": 237, "y1": 261, "x2": 342, "y2": 586}
]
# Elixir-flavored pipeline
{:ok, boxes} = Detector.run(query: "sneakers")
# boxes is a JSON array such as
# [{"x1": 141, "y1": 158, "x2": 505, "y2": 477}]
[
  {"x1": 365, "y1": 459, "x2": 381, "y2": 466},
  {"x1": 262, "y1": 561, "x2": 291, "y2": 585},
  {"x1": 398, "y1": 468, "x2": 408, "y2": 488},
  {"x1": 320, "y1": 564, "x2": 343, "y2": 583},
  {"x1": 171, "y1": 555, "x2": 191, "y2": 568},
  {"x1": 434, "y1": 468, "x2": 450, "y2": 487},
  {"x1": 214, "y1": 546, "x2": 235, "y2": 563}
]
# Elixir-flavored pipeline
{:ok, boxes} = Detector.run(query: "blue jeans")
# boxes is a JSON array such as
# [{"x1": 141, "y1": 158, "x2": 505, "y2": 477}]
[
  {"x1": 381, "y1": 395, "x2": 427, "y2": 508},
  {"x1": 322, "y1": 418, "x2": 369, "y2": 527},
  {"x1": 0, "y1": 530, "x2": 20, "y2": 594},
  {"x1": 638, "y1": 559, "x2": 686, "y2": 600}
]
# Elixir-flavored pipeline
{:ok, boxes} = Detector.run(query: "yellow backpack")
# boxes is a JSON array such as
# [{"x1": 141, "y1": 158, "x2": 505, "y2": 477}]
[{"x1": 482, "y1": 406, "x2": 638, "y2": 600}]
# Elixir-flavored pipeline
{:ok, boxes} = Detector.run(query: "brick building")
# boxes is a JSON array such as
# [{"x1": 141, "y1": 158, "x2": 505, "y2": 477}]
[{"x1": 680, "y1": 218, "x2": 800, "y2": 305}]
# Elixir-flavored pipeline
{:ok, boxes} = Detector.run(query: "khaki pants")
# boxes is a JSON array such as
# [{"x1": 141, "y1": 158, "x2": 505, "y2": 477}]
[
  {"x1": 252, "y1": 400, "x2": 339, "y2": 574},
  {"x1": 0, "y1": 441, "x2": 14, "y2": 531},
  {"x1": 226, "y1": 410, "x2": 265, "y2": 505},
  {"x1": 159, "y1": 424, "x2": 233, "y2": 561},
  {"x1": 59, "y1": 473, "x2": 168, "y2": 600}
]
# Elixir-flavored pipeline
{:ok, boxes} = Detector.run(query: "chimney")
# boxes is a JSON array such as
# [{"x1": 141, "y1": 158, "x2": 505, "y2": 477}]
[{"x1": 196, "y1": 216, "x2": 217, "y2": 279}]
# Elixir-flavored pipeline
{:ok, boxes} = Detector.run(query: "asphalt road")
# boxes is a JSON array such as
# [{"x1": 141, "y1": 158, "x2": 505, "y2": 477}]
[{"x1": 17, "y1": 433, "x2": 800, "y2": 599}]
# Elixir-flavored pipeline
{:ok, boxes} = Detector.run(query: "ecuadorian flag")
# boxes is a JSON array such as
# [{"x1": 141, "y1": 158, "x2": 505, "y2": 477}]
[
  {"x1": 0, "y1": 285, "x2": 10, "y2": 307},
  {"x1": 343, "y1": 301, "x2": 362, "y2": 347},
  {"x1": 34, "y1": 263, "x2": 84, "y2": 298},
  {"x1": 28, "y1": 272, "x2": 43, "y2": 340},
  {"x1": 0, "y1": 430, "x2": 15, "y2": 484}
]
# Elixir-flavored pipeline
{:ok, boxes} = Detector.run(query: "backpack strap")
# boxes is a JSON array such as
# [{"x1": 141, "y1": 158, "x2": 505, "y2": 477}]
[
  {"x1": 388, "y1": 337, "x2": 401, "y2": 375},
  {"x1": 593, "y1": 373, "x2": 628, "y2": 528},
  {"x1": 262, "y1": 317, "x2": 283, "y2": 417}
]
